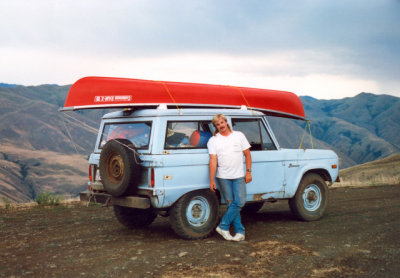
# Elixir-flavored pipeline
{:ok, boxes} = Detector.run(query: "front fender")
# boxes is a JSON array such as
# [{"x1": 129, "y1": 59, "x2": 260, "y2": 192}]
[{"x1": 285, "y1": 162, "x2": 339, "y2": 198}]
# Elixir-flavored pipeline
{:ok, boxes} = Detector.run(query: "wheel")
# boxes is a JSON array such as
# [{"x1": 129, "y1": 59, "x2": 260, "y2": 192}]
[
  {"x1": 170, "y1": 190, "x2": 219, "y2": 240},
  {"x1": 289, "y1": 173, "x2": 328, "y2": 221},
  {"x1": 114, "y1": 205, "x2": 157, "y2": 228},
  {"x1": 99, "y1": 139, "x2": 141, "y2": 197},
  {"x1": 241, "y1": 202, "x2": 264, "y2": 214}
]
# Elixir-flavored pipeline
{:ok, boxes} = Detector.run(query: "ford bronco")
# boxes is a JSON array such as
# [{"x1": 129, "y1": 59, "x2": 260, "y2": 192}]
[{"x1": 80, "y1": 107, "x2": 340, "y2": 239}]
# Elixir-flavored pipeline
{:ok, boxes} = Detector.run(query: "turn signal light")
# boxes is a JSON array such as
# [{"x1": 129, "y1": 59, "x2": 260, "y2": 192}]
[
  {"x1": 151, "y1": 168, "x2": 155, "y2": 187},
  {"x1": 89, "y1": 164, "x2": 97, "y2": 182},
  {"x1": 331, "y1": 164, "x2": 337, "y2": 169},
  {"x1": 89, "y1": 165, "x2": 93, "y2": 181}
]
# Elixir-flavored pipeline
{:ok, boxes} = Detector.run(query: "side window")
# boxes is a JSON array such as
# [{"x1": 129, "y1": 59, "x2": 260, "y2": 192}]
[
  {"x1": 99, "y1": 122, "x2": 152, "y2": 149},
  {"x1": 260, "y1": 122, "x2": 276, "y2": 150},
  {"x1": 232, "y1": 118, "x2": 276, "y2": 151},
  {"x1": 165, "y1": 121, "x2": 214, "y2": 149}
]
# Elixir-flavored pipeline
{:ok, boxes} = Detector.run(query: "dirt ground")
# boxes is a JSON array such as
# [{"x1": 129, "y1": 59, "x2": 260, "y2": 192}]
[{"x1": 1, "y1": 185, "x2": 399, "y2": 278}]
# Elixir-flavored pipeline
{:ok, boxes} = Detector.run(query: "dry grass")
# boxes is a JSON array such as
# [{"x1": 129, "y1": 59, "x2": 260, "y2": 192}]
[
  {"x1": 0, "y1": 197, "x2": 80, "y2": 209},
  {"x1": 336, "y1": 153, "x2": 400, "y2": 187}
]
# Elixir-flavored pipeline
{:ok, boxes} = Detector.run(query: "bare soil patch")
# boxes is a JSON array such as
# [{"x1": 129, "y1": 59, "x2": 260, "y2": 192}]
[{"x1": 1, "y1": 185, "x2": 399, "y2": 277}]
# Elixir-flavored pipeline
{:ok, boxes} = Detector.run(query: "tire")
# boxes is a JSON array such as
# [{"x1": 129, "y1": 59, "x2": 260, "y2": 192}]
[
  {"x1": 289, "y1": 173, "x2": 328, "y2": 221},
  {"x1": 114, "y1": 205, "x2": 157, "y2": 228},
  {"x1": 241, "y1": 202, "x2": 264, "y2": 214},
  {"x1": 170, "y1": 190, "x2": 219, "y2": 240},
  {"x1": 99, "y1": 139, "x2": 141, "y2": 197}
]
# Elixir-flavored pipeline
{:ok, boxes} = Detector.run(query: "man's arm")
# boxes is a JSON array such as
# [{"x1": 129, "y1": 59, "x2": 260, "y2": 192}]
[
  {"x1": 209, "y1": 154, "x2": 218, "y2": 192},
  {"x1": 243, "y1": 148, "x2": 252, "y2": 183}
]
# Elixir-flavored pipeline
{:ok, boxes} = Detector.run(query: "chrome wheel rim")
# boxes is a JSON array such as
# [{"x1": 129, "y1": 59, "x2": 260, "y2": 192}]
[
  {"x1": 302, "y1": 184, "x2": 322, "y2": 211},
  {"x1": 186, "y1": 196, "x2": 210, "y2": 227}
]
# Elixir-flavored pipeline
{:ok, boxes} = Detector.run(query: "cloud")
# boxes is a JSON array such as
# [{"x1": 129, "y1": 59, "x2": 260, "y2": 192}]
[
  {"x1": 0, "y1": 0, "x2": 399, "y2": 98},
  {"x1": 3, "y1": 1, "x2": 399, "y2": 53},
  {"x1": 1, "y1": 48, "x2": 386, "y2": 99}
]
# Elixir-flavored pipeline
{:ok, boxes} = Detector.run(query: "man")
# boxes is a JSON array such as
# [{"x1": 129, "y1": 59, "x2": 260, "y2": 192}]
[{"x1": 207, "y1": 114, "x2": 252, "y2": 242}]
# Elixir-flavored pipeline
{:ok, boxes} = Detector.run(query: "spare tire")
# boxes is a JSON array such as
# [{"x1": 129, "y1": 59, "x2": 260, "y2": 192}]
[{"x1": 99, "y1": 139, "x2": 141, "y2": 197}]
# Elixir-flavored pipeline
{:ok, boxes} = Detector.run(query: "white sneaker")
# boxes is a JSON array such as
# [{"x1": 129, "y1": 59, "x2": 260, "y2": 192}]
[
  {"x1": 231, "y1": 233, "x2": 245, "y2": 242},
  {"x1": 216, "y1": 226, "x2": 233, "y2": 241}
]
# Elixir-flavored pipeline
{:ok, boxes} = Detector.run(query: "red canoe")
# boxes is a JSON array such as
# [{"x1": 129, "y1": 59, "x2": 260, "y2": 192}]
[{"x1": 61, "y1": 76, "x2": 305, "y2": 120}]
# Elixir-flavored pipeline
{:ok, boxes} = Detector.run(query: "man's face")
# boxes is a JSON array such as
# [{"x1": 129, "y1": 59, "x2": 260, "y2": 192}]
[{"x1": 215, "y1": 117, "x2": 228, "y2": 134}]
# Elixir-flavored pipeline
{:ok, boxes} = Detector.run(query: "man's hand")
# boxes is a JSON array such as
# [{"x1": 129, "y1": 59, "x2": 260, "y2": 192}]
[
  {"x1": 210, "y1": 180, "x2": 217, "y2": 192},
  {"x1": 243, "y1": 149, "x2": 252, "y2": 183},
  {"x1": 245, "y1": 172, "x2": 252, "y2": 183},
  {"x1": 209, "y1": 154, "x2": 218, "y2": 192}
]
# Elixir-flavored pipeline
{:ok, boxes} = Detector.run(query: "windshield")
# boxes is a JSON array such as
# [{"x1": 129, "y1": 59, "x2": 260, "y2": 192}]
[{"x1": 99, "y1": 122, "x2": 152, "y2": 149}]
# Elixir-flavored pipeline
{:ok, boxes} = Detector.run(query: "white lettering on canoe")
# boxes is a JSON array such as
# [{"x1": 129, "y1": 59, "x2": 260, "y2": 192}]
[{"x1": 94, "y1": 96, "x2": 132, "y2": 102}]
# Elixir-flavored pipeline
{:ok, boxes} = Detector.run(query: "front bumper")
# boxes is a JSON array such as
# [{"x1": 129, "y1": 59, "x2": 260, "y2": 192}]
[{"x1": 80, "y1": 190, "x2": 150, "y2": 209}]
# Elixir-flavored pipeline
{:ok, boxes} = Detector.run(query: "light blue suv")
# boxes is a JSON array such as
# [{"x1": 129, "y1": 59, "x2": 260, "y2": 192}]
[{"x1": 82, "y1": 107, "x2": 339, "y2": 239}]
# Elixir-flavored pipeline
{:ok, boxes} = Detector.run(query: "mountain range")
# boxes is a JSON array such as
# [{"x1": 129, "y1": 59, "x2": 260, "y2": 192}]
[
  {"x1": 0, "y1": 83, "x2": 399, "y2": 203},
  {"x1": 268, "y1": 92, "x2": 400, "y2": 167}
]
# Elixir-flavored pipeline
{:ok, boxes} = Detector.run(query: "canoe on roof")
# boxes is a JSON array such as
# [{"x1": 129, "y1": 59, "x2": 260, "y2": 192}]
[{"x1": 61, "y1": 76, "x2": 305, "y2": 120}]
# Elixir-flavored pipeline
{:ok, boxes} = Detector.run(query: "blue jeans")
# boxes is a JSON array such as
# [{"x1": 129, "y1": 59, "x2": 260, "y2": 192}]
[{"x1": 217, "y1": 177, "x2": 246, "y2": 235}]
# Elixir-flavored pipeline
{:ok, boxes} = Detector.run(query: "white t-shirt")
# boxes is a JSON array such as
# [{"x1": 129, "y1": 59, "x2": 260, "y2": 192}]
[{"x1": 207, "y1": 131, "x2": 251, "y2": 179}]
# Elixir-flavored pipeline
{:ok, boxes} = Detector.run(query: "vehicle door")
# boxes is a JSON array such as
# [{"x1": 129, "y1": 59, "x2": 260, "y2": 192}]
[
  {"x1": 160, "y1": 119, "x2": 215, "y2": 206},
  {"x1": 231, "y1": 117, "x2": 285, "y2": 199}
]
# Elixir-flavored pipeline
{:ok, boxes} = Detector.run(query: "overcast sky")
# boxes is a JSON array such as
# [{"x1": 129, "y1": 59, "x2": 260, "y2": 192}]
[{"x1": 1, "y1": 0, "x2": 399, "y2": 99}]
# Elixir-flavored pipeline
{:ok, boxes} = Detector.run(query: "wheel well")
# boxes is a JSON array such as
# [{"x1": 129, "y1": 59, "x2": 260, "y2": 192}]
[
  {"x1": 303, "y1": 169, "x2": 332, "y2": 182},
  {"x1": 190, "y1": 189, "x2": 222, "y2": 205},
  {"x1": 173, "y1": 189, "x2": 221, "y2": 205}
]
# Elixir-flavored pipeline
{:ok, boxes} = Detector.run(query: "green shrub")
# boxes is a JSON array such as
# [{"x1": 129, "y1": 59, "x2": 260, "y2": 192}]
[
  {"x1": 2, "y1": 197, "x2": 11, "y2": 210},
  {"x1": 35, "y1": 192, "x2": 64, "y2": 206}
]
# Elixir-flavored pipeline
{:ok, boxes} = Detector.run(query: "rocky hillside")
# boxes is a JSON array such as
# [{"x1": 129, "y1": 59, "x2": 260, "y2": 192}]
[
  {"x1": 337, "y1": 153, "x2": 400, "y2": 187},
  {"x1": 0, "y1": 85, "x2": 104, "y2": 203},
  {"x1": 268, "y1": 93, "x2": 400, "y2": 167},
  {"x1": 0, "y1": 84, "x2": 399, "y2": 203},
  {"x1": 301, "y1": 93, "x2": 400, "y2": 164}
]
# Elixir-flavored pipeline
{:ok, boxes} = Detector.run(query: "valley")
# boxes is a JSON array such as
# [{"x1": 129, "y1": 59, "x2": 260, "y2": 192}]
[{"x1": 0, "y1": 84, "x2": 399, "y2": 203}]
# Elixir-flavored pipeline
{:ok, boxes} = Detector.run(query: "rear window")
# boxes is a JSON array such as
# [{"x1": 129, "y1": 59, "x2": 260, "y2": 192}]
[{"x1": 99, "y1": 122, "x2": 152, "y2": 149}]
